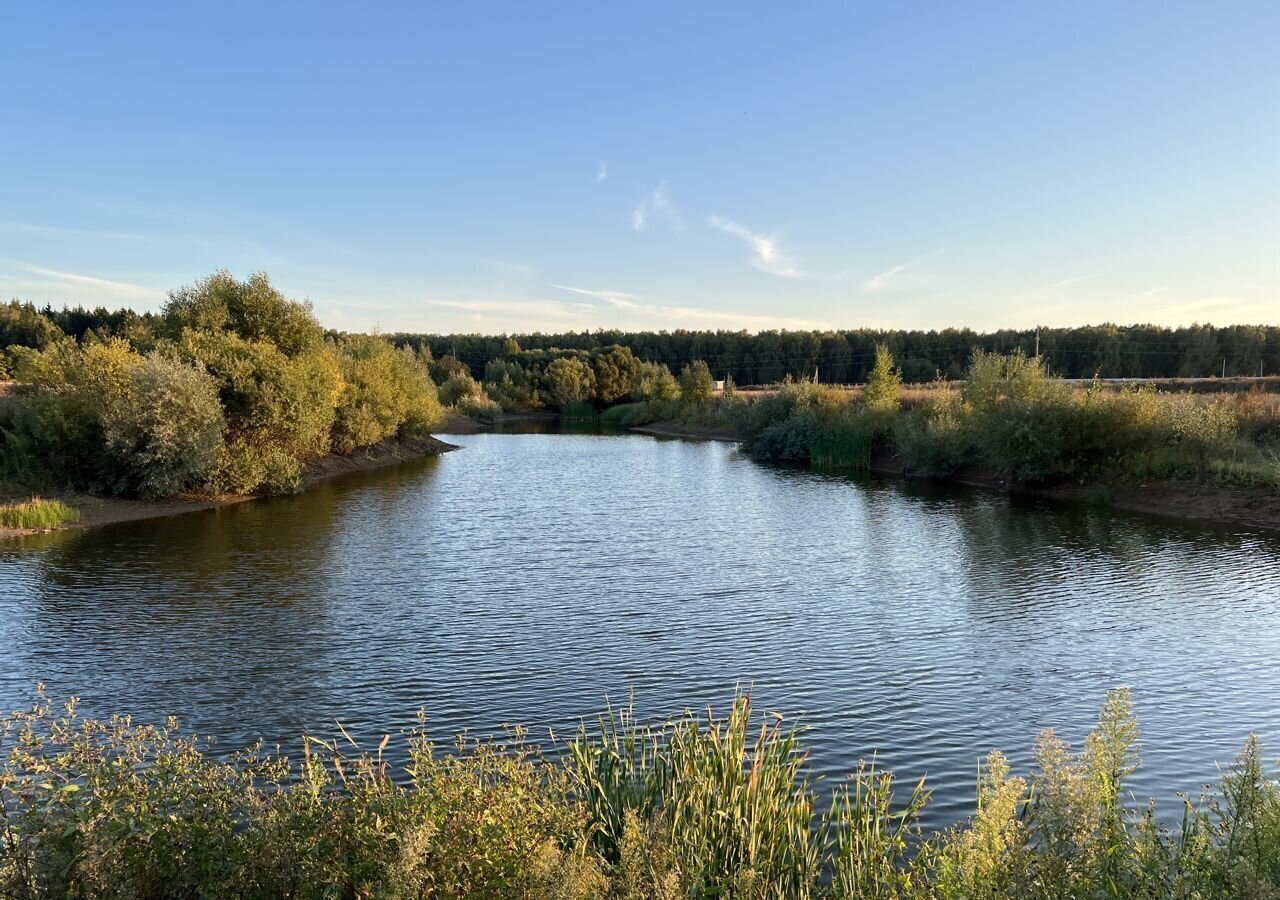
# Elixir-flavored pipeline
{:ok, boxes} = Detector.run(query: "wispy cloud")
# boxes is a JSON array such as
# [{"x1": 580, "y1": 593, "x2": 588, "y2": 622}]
[
  {"x1": 597, "y1": 162, "x2": 608, "y2": 183},
  {"x1": 633, "y1": 181, "x2": 680, "y2": 232},
  {"x1": 470, "y1": 257, "x2": 539, "y2": 280},
  {"x1": 0, "y1": 219, "x2": 284, "y2": 265},
  {"x1": 1, "y1": 263, "x2": 168, "y2": 303},
  {"x1": 549, "y1": 282, "x2": 822, "y2": 329},
  {"x1": 706, "y1": 214, "x2": 802, "y2": 278},
  {"x1": 549, "y1": 283, "x2": 644, "y2": 309},
  {"x1": 862, "y1": 250, "x2": 945, "y2": 292},
  {"x1": 1127, "y1": 285, "x2": 1168, "y2": 300},
  {"x1": 1036, "y1": 274, "x2": 1096, "y2": 292}
]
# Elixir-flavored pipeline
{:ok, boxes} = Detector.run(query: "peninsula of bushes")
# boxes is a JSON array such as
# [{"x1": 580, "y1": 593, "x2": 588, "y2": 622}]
[{"x1": 0, "y1": 272, "x2": 449, "y2": 531}]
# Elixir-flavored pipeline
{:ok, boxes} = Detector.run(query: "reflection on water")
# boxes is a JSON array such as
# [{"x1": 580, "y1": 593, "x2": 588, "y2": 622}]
[{"x1": 2, "y1": 431, "x2": 1278, "y2": 825}]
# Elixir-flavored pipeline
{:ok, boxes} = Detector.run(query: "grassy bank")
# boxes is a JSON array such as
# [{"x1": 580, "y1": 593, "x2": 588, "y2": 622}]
[
  {"x1": 0, "y1": 497, "x2": 78, "y2": 530},
  {"x1": 2, "y1": 689, "x2": 1278, "y2": 898}
]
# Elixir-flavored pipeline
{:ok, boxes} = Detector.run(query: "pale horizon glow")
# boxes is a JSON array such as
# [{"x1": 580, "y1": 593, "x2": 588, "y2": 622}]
[{"x1": 1, "y1": 3, "x2": 1276, "y2": 334}]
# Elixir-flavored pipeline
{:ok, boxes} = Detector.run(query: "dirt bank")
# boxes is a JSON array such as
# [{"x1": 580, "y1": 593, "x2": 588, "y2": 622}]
[
  {"x1": 867, "y1": 452, "x2": 1280, "y2": 533},
  {"x1": 630, "y1": 421, "x2": 741, "y2": 441},
  {"x1": 0, "y1": 435, "x2": 458, "y2": 541},
  {"x1": 439, "y1": 410, "x2": 562, "y2": 434}
]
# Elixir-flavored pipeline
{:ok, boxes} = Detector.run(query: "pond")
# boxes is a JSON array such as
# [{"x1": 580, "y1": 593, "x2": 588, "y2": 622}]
[{"x1": 2, "y1": 428, "x2": 1278, "y2": 826}]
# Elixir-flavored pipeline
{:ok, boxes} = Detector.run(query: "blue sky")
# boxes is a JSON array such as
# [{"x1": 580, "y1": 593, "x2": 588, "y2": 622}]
[{"x1": 2, "y1": 2, "x2": 1276, "y2": 333}]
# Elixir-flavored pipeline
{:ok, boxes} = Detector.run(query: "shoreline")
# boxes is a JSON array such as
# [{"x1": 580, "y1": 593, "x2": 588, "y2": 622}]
[
  {"x1": 0, "y1": 435, "x2": 458, "y2": 541},
  {"x1": 629, "y1": 421, "x2": 741, "y2": 441},
  {"x1": 632, "y1": 419, "x2": 1280, "y2": 534},
  {"x1": 6, "y1": 418, "x2": 1277, "y2": 539}
]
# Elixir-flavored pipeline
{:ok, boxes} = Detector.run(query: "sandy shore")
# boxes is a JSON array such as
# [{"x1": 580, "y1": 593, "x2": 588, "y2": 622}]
[
  {"x1": 634, "y1": 419, "x2": 1280, "y2": 533},
  {"x1": 630, "y1": 421, "x2": 741, "y2": 441},
  {"x1": 0, "y1": 435, "x2": 457, "y2": 541}
]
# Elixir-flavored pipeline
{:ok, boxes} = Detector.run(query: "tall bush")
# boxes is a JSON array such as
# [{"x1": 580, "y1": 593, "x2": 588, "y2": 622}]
[{"x1": 101, "y1": 354, "x2": 225, "y2": 498}]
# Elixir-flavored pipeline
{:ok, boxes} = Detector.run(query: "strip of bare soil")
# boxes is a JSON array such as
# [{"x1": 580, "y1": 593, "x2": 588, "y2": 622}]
[
  {"x1": 629, "y1": 421, "x2": 741, "y2": 441},
  {"x1": 0, "y1": 435, "x2": 458, "y2": 540}
]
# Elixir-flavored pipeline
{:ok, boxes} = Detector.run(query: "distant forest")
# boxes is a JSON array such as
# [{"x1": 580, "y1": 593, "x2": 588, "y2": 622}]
[
  {"x1": 5, "y1": 300, "x2": 1277, "y2": 384},
  {"x1": 393, "y1": 324, "x2": 1278, "y2": 385}
]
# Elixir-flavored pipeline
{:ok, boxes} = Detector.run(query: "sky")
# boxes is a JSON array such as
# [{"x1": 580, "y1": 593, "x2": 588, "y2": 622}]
[{"x1": 1, "y1": 2, "x2": 1277, "y2": 334}]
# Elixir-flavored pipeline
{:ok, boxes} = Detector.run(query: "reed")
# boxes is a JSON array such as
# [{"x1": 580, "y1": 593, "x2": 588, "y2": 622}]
[
  {"x1": 3, "y1": 687, "x2": 1279, "y2": 898},
  {"x1": 0, "y1": 497, "x2": 78, "y2": 530},
  {"x1": 558, "y1": 401, "x2": 599, "y2": 421}
]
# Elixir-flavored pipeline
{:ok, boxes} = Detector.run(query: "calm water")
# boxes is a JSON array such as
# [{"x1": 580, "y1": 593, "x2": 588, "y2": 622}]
[{"x1": 2, "y1": 429, "x2": 1279, "y2": 825}]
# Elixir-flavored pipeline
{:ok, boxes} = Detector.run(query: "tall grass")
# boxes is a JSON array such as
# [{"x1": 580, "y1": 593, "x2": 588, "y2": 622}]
[
  {"x1": 5, "y1": 687, "x2": 1280, "y2": 897},
  {"x1": 558, "y1": 401, "x2": 598, "y2": 421},
  {"x1": 0, "y1": 497, "x2": 78, "y2": 530}
]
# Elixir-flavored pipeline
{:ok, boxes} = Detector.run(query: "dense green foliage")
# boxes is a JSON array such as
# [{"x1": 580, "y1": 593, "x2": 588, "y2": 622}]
[
  {"x1": 0, "y1": 497, "x2": 79, "y2": 530},
  {"x1": 8, "y1": 286, "x2": 1277, "y2": 489},
  {"x1": 720, "y1": 350, "x2": 1280, "y2": 488},
  {"x1": 391, "y1": 324, "x2": 1280, "y2": 385},
  {"x1": 2, "y1": 689, "x2": 1279, "y2": 898},
  {"x1": 0, "y1": 273, "x2": 443, "y2": 499}
]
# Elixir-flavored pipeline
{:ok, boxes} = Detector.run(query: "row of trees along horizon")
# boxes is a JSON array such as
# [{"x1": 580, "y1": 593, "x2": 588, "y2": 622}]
[{"x1": 5, "y1": 292, "x2": 1280, "y2": 386}]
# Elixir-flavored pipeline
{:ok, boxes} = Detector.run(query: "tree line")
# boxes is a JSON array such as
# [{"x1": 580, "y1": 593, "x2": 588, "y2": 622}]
[{"x1": 392, "y1": 323, "x2": 1280, "y2": 385}]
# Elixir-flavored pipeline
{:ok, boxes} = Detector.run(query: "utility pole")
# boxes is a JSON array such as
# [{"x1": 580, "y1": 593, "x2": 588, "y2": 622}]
[
  {"x1": 1034, "y1": 327, "x2": 1040, "y2": 360},
  {"x1": 1222, "y1": 358, "x2": 1227, "y2": 379}
]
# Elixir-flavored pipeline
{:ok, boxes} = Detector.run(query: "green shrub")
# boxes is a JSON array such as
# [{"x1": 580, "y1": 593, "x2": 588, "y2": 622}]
[
  {"x1": 963, "y1": 350, "x2": 1075, "y2": 481},
  {"x1": 178, "y1": 330, "x2": 341, "y2": 458},
  {"x1": 0, "y1": 497, "x2": 79, "y2": 529},
  {"x1": 0, "y1": 390, "x2": 106, "y2": 489},
  {"x1": 163, "y1": 270, "x2": 324, "y2": 356},
  {"x1": 895, "y1": 390, "x2": 971, "y2": 476},
  {"x1": 208, "y1": 437, "x2": 302, "y2": 495},
  {"x1": 437, "y1": 371, "x2": 484, "y2": 407},
  {"x1": 456, "y1": 393, "x2": 502, "y2": 424},
  {"x1": 678, "y1": 360, "x2": 714, "y2": 403},
  {"x1": 100, "y1": 354, "x2": 225, "y2": 498},
  {"x1": 428, "y1": 354, "x2": 471, "y2": 384},
  {"x1": 484, "y1": 358, "x2": 538, "y2": 410},
  {"x1": 333, "y1": 336, "x2": 443, "y2": 453},
  {"x1": 544, "y1": 357, "x2": 597, "y2": 407},
  {"x1": 0, "y1": 340, "x2": 143, "y2": 491},
  {"x1": 633, "y1": 361, "x2": 680, "y2": 403},
  {"x1": 592, "y1": 346, "x2": 642, "y2": 405}
]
